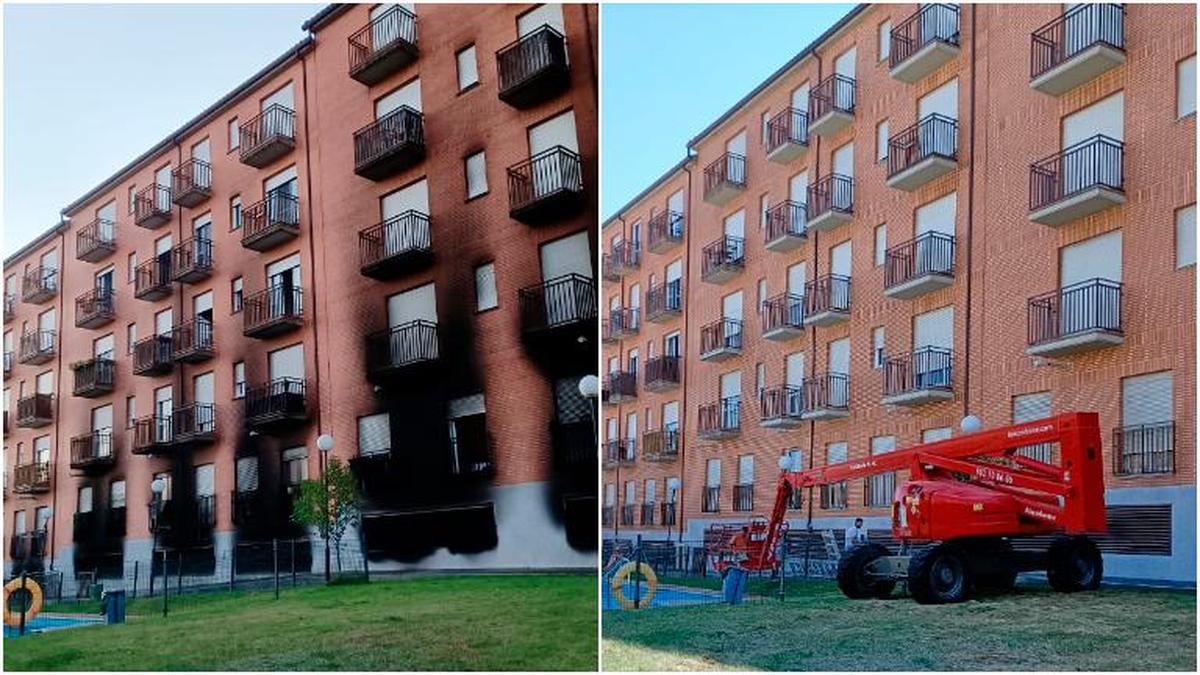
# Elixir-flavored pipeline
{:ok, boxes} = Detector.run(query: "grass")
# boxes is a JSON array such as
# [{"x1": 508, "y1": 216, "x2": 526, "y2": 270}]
[
  {"x1": 602, "y1": 580, "x2": 1196, "y2": 671},
  {"x1": 6, "y1": 574, "x2": 597, "y2": 671}
]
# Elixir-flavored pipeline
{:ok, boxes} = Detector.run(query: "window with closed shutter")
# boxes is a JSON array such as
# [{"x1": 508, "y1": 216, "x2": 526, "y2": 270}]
[
  {"x1": 78, "y1": 486, "x2": 94, "y2": 513},
  {"x1": 358, "y1": 413, "x2": 391, "y2": 456},
  {"x1": 110, "y1": 480, "x2": 126, "y2": 508},
  {"x1": 236, "y1": 456, "x2": 259, "y2": 493}
]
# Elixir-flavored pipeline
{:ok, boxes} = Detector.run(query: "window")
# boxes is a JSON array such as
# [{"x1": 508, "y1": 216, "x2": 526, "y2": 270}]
[
  {"x1": 876, "y1": 120, "x2": 889, "y2": 162},
  {"x1": 127, "y1": 252, "x2": 138, "y2": 283},
  {"x1": 358, "y1": 413, "x2": 391, "y2": 456},
  {"x1": 475, "y1": 262, "x2": 498, "y2": 311},
  {"x1": 760, "y1": 110, "x2": 770, "y2": 145},
  {"x1": 878, "y1": 19, "x2": 892, "y2": 62},
  {"x1": 233, "y1": 362, "x2": 246, "y2": 399},
  {"x1": 229, "y1": 118, "x2": 240, "y2": 150},
  {"x1": 153, "y1": 472, "x2": 173, "y2": 501},
  {"x1": 756, "y1": 278, "x2": 767, "y2": 309},
  {"x1": 1178, "y1": 55, "x2": 1196, "y2": 118},
  {"x1": 126, "y1": 323, "x2": 137, "y2": 354},
  {"x1": 755, "y1": 362, "x2": 766, "y2": 399},
  {"x1": 874, "y1": 224, "x2": 887, "y2": 266},
  {"x1": 125, "y1": 396, "x2": 136, "y2": 429},
  {"x1": 78, "y1": 486, "x2": 93, "y2": 513},
  {"x1": 230, "y1": 196, "x2": 242, "y2": 231},
  {"x1": 236, "y1": 457, "x2": 259, "y2": 493},
  {"x1": 127, "y1": 185, "x2": 136, "y2": 215},
  {"x1": 759, "y1": 194, "x2": 770, "y2": 228},
  {"x1": 231, "y1": 277, "x2": 244, "y2": 313},
  {"x1": 465, "y1": 151, "x2": 488, "y2": 198},
  {"x1": 282, "y1": 447, "x2": 308, "y2": 486},
  {"x1": 872, "y1": 327, "x2": 885, "y2": 369},
  {"x1": 456, "y1": 45, "x2": 479, "y2": 91},
  {"x1": 1177, "y1": 204, "x2": 1196, "y2": 268},
  {"x1": 923, "y1": 427, "x2": 952, "y2": 443},
  {"x1": 110, "y1": 480, "x2": 126, "y2": 509}
]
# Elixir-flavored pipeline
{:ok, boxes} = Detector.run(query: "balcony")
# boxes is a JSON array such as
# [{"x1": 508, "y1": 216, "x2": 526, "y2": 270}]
[
  {"x1": 4, "y1": 294, "x2": 13, "y2": 322},
  {"x1": 603, "y1": 371, "x2": 637, "y2": 404},
  {"x1": 806, "y1": 174, "x2": 853, "y2": 232},
  {"x1": 1026, "y1": 278, "x2": 1123, "y2": 357},
  {"x1": 644, "y1": 355, "x2": 681, "y2": 392},
  {"x1": 889, "y1": 4, "x2": 961, "y2": 82},
  {"x1": 734, "y1": 484, "x2": 754, "y2": 512},
  {"x1": 172, "y1": 403, "x2": 218, "y2": 445},
  {"x1": 1029, "y1": 135, "x2": 1125, "y2": 226},
  {"x1": 70, "y1": 430, "x2": 115, "y2": 471},
  {"x1": 239, "y1": 104, "x2": 295, "y2": 168},
  {"x1": 882, "y1": 347, "x2": 954, "y2": 406},
  {"x1": 702, "y1": 153, "x2": 746, "y2": 206},
  {"x1": 602, "y1": 506, "x2": 614, "y2": 527},
  {"x1": 171, "y1": 158, "x2": 212, "y2": 207},
  {"x1": 348, "y1": 5, "x2": 419, "y2": 86},
  {"x1": 72, "y1": 357, "x2": 115, "y2": 398},
  {"x1": 9, "y1": 531, "x2": 47, "y2": 560},
  {"x1": 764, "y1": 200, "x2": 807, "y2": 252},
  {"x1": 702, "y1": 486, "x2": 720, "y2": 513},
  {"x1": 12, "y1": 462, "x2": 50, "y2": 493},
  {"x1": 641, "y1": 502, "x2": 656, "y2": 526},
  {"x1": 243, "y1": 285, "x2": 304, "y2": 339},
  {"x1": 15, "y1": 393, "x2": 53, "y2": 427},
  {"x1": 245, "y1": 378, "x2": 309, "y2": 432},
  {"x1": 366, "y1": 320, "x2": 440, "y2": 383},
  {"x1": 1030, "y1": 4, "x2": 1125, "y2": 96},
  {"x1": 1113, "y1": 422, "x2": 1175, "y2": 476},
  {"x1": 358, "y1": 211, "x2": 433, "y2": 280},
  {"x1": 76, "y1": 218, "x2": 117, "y2": 262},
  {"x1": 760, "y1": 384, "x2": 804, "y2": 429},
  {"x1": 133, "y1": 184, "x2": 172, "y2": 229},
  {"x1": 172, "y1": 320, "x2": 215, "y2": 363},
  {"x1": 699, "y1": 318, "x2": 743, "y2": 361},
  {"x1": 496, "y1": 25, "x2": 570, "y2": 108},
  {"x1": 761, "y1": 293, "x2": 805, "y2": 341},
  {"x1": 517, "y1": 274, "x2": 596, "y2": 343},
  {"x1": 700, "y1": 235, "x2": 745, "y2": 284},
  {"x1": 643, "y1": 429, "x2": 680, "y2": 462},
  {"x1": 808, "y1": 73, "x2": 855, "y2": 137},
  {"x1": 766, "y1": 108, "x2": 809, "y2": 164},
  {"x1": 507, "y1": 146, "x2": 585, "y2": 224},
  {"x1": 74, "y1": 287, "x2": 115, "y2": 329},
  {"x1": 21, "y1": 266, "x2": 57, "y2": 304},
  {"x1": 645, "y1": 280, "x2": 683, "y2": 323},
  {"x1": 886, "y1": 114, "x2": 959, "y2": 191},
  {"x1": 132, "y1": 334, "x2": 174, "y2": 376},
  {"x1": 131, "y1": 414, "x2": 174, "y2": 455},
  {"x1": 803, "y1": 275, "x2": 851, "y2": 327},
  {"x1": 603, "y1": 307, "x2": 639, "y2": 343},
  {"x1": 698, "y1": 396, "x2": 741, "y2": 440},
  {"x1": 883, "y1": 231, "x2": 955, "y2": 299},
  {"x1": 647, "y1": 210, "x2": 685, "y2": 254},
  {"x1": 661, "y1": 501, "x2": 677, "y2": 527},
  {"x1": 353, "y1": 106, "x2": 426, "y2": 181},
  {"x1": 620, "y1": 504, "x2": 636, "y2": 526},
  {"x1": 603, "y1": 241, "x2": 641, "y2": 280},
  {"x1": 170, "y1": 237, "x2": 214, "y2": 284},
  {"x1": 602, "y1": 439, "x2": 621, "y2": 468},
  {"x1": 801, "y1": 373, "x2": 849, "y2": 421},
  {"x1": 18, "y1": 330, "x2": 55, "y2": 365},
  {"x1": 3, "y1": 352, "x2": 10, "y2": 376},
  {"x1": 134, "y1": 256, "x2": 174, "y2": 301},
  {"x1": 242, "y1": 191, "x2": 301, "y2": 251}
]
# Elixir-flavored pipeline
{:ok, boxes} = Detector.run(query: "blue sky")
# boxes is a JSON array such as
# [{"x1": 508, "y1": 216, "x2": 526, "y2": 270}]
[
  {"x1": 601, "y1": 2, "x2": 855, "y2": 220},
  {"x1": 3, "y1": 3, "x2": 317, "y2": 253}
]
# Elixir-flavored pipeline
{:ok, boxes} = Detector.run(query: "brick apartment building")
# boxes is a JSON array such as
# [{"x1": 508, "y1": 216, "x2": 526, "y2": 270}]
[
  {"x1": 4, "y1": 3, "x2": 598, "y2": 589},
  {"x1": 601, "y1": 3, "x2": 1196, "y2": 586}
]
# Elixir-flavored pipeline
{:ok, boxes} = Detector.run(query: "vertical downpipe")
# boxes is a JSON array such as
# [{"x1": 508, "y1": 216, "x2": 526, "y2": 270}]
[
  {"x1": 678, "y1": 158, "x2": 694, "y2": 543},
  {"x1": 805, "y1": 53, "x2": 824, "y2": 535},
  {"x1": 299, "y1": 44, "x2": 323, "y2": 437},
  {"x1": 962, "y1": 5, "x2": 978, "y2": 417},
  {"x1": 48, "y1": 224, "x2": 66, "y2": 572}
]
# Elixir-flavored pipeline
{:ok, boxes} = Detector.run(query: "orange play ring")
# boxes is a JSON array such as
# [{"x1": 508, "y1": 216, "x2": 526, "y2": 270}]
[{"x1": 3, "y1": 576, "x2": 44, "y2": 626}]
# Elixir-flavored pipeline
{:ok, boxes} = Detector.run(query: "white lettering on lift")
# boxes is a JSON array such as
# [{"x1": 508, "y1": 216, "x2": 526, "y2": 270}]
[{"x1": 1007, "y1": 424, "x2": 1053, "y2": 439}]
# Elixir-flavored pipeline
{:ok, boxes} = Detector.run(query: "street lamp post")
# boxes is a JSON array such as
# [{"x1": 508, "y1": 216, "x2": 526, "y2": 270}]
[
  {"x1": 150, "y1": 478, "x2": 167, "y2": 618},
  {"x1": 577, "y1": 375, "x2": 604, "y2": 535},
  {"x1": 316, "y1": 434, "x2": 334, "y2": 583}
]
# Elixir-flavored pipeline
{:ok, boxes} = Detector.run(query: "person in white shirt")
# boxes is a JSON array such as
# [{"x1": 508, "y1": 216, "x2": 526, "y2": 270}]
[{"x1": 844, "y1": 517, "x2": 868, "y2": 552}]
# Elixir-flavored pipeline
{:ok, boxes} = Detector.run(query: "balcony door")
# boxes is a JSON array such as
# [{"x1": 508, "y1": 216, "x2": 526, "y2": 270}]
[
  {"x1": 828, "y1": 337, "x2": 850, "y2": 408},
  {"x1": 913, "y1": 306, "x2": 953, "y2": 387},
  {"x1": 917, "y1": 78, "x2": 958, "y2": 158},
  {"x1": 663, "y1": 401, "x2": 679, "y2": 434},
  {"x1": 386, "y1": 282, "x2": 438, "y2": 362},
  {"x1": 666, "y1": 260, "x2": 683, "y2": 310},
  {"x1": 834, "y1": 47, "x2": 856, "y2": 109},
  {"x1": 791, "y1": 81, "x2": 809, "y2": 113},
  {"x1": 722, "y1": 291, "x2": 743, "y2": 349},
  {"x1": 914, "y1": 192, "x2": 956, "y2": 274},
  {"x1": 668, "y1": 189, "x2": 685, "y2": 221},
  {"x1": 381, "y1": 180, "x2": 429, "y2": 257},
  {"x1": 193, "y1": 214, "x2": 213, "y2": 252},
  {"x1": 93, "y1": 405, "x2": 113, "y2": 457},
  {"x1": 723, "y1": 210, "x2": 745, "y2": 262},
  {"x1": 604, "y1": 482, "x2": 615, "y2": 508},
  {"x1": 95, "y1": 265, "x2": 114, "y2": 298},
  {"x1": 919, "y1": 3, "x2": 957, "y2": 47},
  {"x1": 625, "y1": 412, "x2": 638, "y2": 457},
  {"x1": 39, "y1": 249, "x2": 58, "y2": 281},
  {"x1": 372, "y1": 3, "x2": 416, "y2": 50},
  {"x1": 192, "y1": 138, "x2": 210, "y2": 164},
  {"x1": 628, "y1": 284, "x2": 640, "y2": 331},
  {"x1": 94, "y1": 333, "x2": 114, "y2": 360},
  {"x1": 786, "y1": 352, "x2": 805, "y2": 414},
  {"x1": 605, "y1": 416, "x2": 617, "y2": 447},
  {"x1": 195, "y1": 464, "x2": 215, "y2": 524},
  {"x1": 833, "y1": 142, "x2": 854, "y2": 180},
  {"x1": 37, "y1": 309, "x2": 55, "y2": 350},
  {"x1": 97, "y1": 201, "x2": 117, "y2": 241},
  {"x1": 376, "y1": 78, "x2": 422, "y2": 118},
  {"x1": 33, "y1": 437, "x2": 49, "y2": 467},
  {"x1": 35, "y1": 371, "x2": 53, "y2": 397},
  {"x1": 1063, "y1": 4, "x2": 1120, "y2": 59},
  {"x1": 154, "y1": 385, "x2": 173, "y2": 443},
  {"x1": 528, "y1": 110, "x2": 579, "y2": 199},
  {"x1": 1062, "y1": 92, "x2": 1124, "y2": 195},
  {"x1": 264, "y1": 166, "x2": 299, "y2": 224},
  {"x1": 263, "y1": 83, "x2": 295, "y2": 113},
  {"x1": 154, "y1": 165, "x2": 172, "y2": 210},
  {"x1": 719, "y1": 371, "x2": 741, "y2": 428},
  {"x1": 787, "y1": 262, "x2": 806, "y2": 323},
  {"x1": 725, "y1": 131, "x2": 747, "y2": 180},
  {"x1": 518, "y1": 2, "x2": 565, "y2": 36},
  {"x1": 194, "y1": 372, "x2": 215, "y2": 433},
  {"x1": 539, "y1": 231, "x2": 591, "y2": 326},
  {"x1": 789, "y1": 170, "x2": 808, "y2": 206},
  {"x1": 706, "y1": 458, "x2": 721, "y2": 489},
  {"x1": 269, "y1": 344, "x2": 305, "y2": 383},
  {"x1": 1059, "y1": 230, "x2": 1122, "y2": 334},
  {"x1": 155, "y1": 235, "x2": 172, "y2": 284},
  {"x1": 266, "y1": 254, "x2": 301, "y2": 319},
  {"x1": 193, "y1": 291, "x2": 213, "y2": 345}
]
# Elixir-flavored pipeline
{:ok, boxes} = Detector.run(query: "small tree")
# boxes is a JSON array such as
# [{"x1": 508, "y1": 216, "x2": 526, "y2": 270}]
[{"x1": 291, "y1": 457, "x2": 361, "y2": 574}]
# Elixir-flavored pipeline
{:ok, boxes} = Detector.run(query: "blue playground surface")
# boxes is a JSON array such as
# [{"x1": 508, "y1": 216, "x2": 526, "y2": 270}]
[
  {"x1": 602, "y1": 581, "x2": 724, "y2": 610},
  {"x1": 4, "y1": 614, "x2": 105, "y2": 638}
]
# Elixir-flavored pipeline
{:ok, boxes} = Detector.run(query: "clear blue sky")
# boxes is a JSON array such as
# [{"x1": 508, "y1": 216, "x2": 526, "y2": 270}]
[
  {"x1": 3, "y1": 3, "x2": 318, "y2": 254},
  {"x1": 601, "y1": 3, "x2": 855, "y2": 220}
]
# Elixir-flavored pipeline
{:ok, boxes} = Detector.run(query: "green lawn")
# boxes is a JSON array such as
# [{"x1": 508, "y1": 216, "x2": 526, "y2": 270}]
[
  {"x1": 603, "y1": 580, "x2": 1196, "y2": 671},
  {"x1": 6, "y1": 574, "x2": 597, "y2": 671}
]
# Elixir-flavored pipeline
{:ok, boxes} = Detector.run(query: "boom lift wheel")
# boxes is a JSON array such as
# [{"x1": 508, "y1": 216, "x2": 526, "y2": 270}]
[
  {"x1": 836, "y1": 543, "x2": 896, "y2": 599},
  {"x1": 908, "y1": 542, "x2": 972, "y2": 604},
  {"x1": 1046, "y1": 535, "x2": 1103, "y2": 592}
]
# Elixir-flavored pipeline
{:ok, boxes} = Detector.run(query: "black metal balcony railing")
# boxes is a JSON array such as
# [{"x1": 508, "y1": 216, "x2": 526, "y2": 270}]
[
  {"x1": 700, "y1": 235, "x2": 745, "y2": 280},
  {"x1": 9, "y1": 531, "x2": 48, "y2": 560},
  {"x1": 700, "y1": 318, "x2": 743, "y2": 355},
  {"x1": 808, "y1": 174, "x2": 854, "y2": 220},
  {"x1": 884, "y1": 231, "x2": 955, "y2": 289},
  {"x1": 641, "y1": 502, "x2": 655, "y2": 526},
  {"x1": 809, "y1": 73, "x2": 856, "y2": 120},
  {"x1": 643, "y1": 428, "x2": 680, "y2": 460},
  {"x1": 171, "y1": 158, "x2": 213, "y2": 207},
  {"x1": 611, "y1": 307, "x2": 640, "y2": 335},
  {"x1": 802, "y1": 373, "x2": 850, "y2": 414},
  {"x1": 239, "y1": 104, "x2": 296, "y2": 167},
  {"x1": 132, "y1": 334, "x2": 174, "y2": 376},
  {"x1": 70, "y1": 429, "x2": 114, "y2": 469},
  {"x1": 1029, "y1": 135, "x2": 1124, "y2": 213},
  {"x1": 647, "y1": 210, "x2": 685, "y2": 251},
  {"x1": 18, "y1": 330, "x2": 56, "y2": 364},
  {"x1": 1112, "y1": 422, "x2": 1175, "y2": 476},
  {"x1": 644, "y1": 355, "x2": 681, "y2": 389},
  {"x1": 507, "y1": 146, "x2": 584, "y2": 222},
  {"x1": 496, "y1": 25, "x2": 570, "y2": 107},
  {"x1": 3, "y1": 351, "x2": 11, "y2": 376},
  {"x1": 702, "y1": 486, "x2": 720, "y2": 513},
  {"x1": 620, "y1": 504, "x2": 636, "y2": 527},
  {"x1": 518, "y1": 273, "x2": 596, "y2": 333},
  {"x1": 883, "y1": 347, "x2": 954, "y2": 397},
  {"x1": 16, "y1": 393, "x2": 53, "y2": 427},
  {"x1": 76, "y1": 218, "x2": 117, "y2": 262},
  {"x1": 134, "y1": 255, "x2": 173, "y2": 300},
  {"x1": 22, "y1": 266, "x2": 57, "y2": 303},
  {"x1": 645, "y1": 279, "x2": 683, "y2": 320},
  {"x1": 1031, "y1": 3, "x2": 1125, "y2": 80},
  {"x1": 133, "y1": 184, "x2": 172, "y2": 228},
  {"x1": 353, "y1": 106, "x2": 426, "y2": 180},
  {"x1": 661, "y1": 501, "x2": 677, "y2": 526},
  {"x1": 604, "y1": 371, "x2": 637, "y2": 401},
  {"x1": 890, "y1": 3, "x2": 961, "y2": 69},
  {"x1": 348, "y1": 4, "x2": 419, "y2": 85},
  {"x1": 75, "y1": 287, "x2": 116, "y2": 328},
  {"x1": 762, "y1": 293, "x2": 805, "y2": 334},
  {"x1": 603, "y1": 439, "x2": 621, "y2": 466},
  {"x1": 171, "y1": 237, "x2": 214, "y2": 283},
  {"x1": 760, "y1": 385, "x2": 804, "y2": 421},
  {"x1": 865, "y1": 472, "x2": 896, "y2": 508},
  {"x1": 245, "y1": 378, "x2": 308, "y2": 428},
  {"x1": 132, "y1": 414, "x2": 174, "y2": 454},
  {"x1": 608, "y1": 241, "x2": 641, "y2": 274},
  {"x1": 358, "y1": 211, "x2": 432, "y2": 278},
  {"x1": 72, "y1": 357, "x2": 115, "y2": 397},
  {"x1": 804, "y1": 274, "x2": 851, "y2": 317},
  {"x1": 172, "y1": 319, "x2": 215, "y2": 363},
  {"x1": 242, "y1": 191, "x2": 301, "y2": 251},
  {"x1": 602, "y1": 506, "x2": 615, "y2": 527},
  {"x1": 1027, "y1": 278, "x2": 1123, "y2": 346},
  {"x1": 13, "y1": 462, "x2": 51, "y2": 493},
  {"x1": 172, "y1": 403, "x2": 217, "y2": 442},
  {"x1": 366, "y1": 320, "x2": 439, "y2": 376},
  {"x1": 764, "y1": 201, "x2": 808, "y2": 244},
  {"x1": 887, "y1": 113, "x2": 959, "y2": 178},
  {"x1": 243, "y1": 285, "x2": 304, "y2": 337},
  {"x1": 767, "y1": 108, "x2": 809, "y2": 154},
  {"x1": 820, "y1": 481, "x2": 849, "y2": 510},
  {"x1": 703, "y1": 152, "x2": 747, "y2": 197},
  {"x1": 734, "y1": 484, "x2": 754, "y2": 512},
  {"x1": 698, "y1": 396, "x2": 741, "y2": 435},
  {"x1": 4, "y1": 294, "x2": 14, "y2": 320}
]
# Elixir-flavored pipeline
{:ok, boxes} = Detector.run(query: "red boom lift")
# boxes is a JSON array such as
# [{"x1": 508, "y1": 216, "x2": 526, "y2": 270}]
[{"x1": 710, "y1": 412, "x2": 1108, "y2": 604}]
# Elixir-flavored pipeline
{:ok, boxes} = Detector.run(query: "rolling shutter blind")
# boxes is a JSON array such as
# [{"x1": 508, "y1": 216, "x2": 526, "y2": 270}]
[
  {"x1": 358, "y1": 413, "x2": 391, "y2": 456},
  {"x1": 236, "y1": 456, "x2": 259, "y2": 493},
  {"x1": 1121, "y1": 372, "x2": 1173, "y2": 425}
]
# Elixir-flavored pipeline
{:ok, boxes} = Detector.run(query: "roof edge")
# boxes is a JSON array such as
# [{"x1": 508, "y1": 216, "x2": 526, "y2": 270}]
[
  {"x1": 301, "y1": 4, "x2": 350, "y2": 32},
  {"x1": 602, "y1": 155, "x2": 691, "y2": 228},
  {"x1": 4, "y1": 222, "x2": 65, "y2": 268}
]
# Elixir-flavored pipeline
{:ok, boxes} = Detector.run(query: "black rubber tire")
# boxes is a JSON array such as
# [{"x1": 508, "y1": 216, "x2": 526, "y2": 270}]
[
  {"x1": 1046, "y1": 535, "x2": 1103, "y2": 592},
  {"x1": 908, "y1": 543, "x2": 973, "y2": 604},
  {"x1": 837, "y1": 543, "x2": 892, "y2": 600}
]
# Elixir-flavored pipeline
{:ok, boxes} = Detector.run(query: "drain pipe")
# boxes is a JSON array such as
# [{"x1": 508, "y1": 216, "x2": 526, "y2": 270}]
[
  {"x1": 610, "y1": 213, "x2": 627, "y2": 540},
  {"x1": 299, "y1": 42, "x2": 324, "y2": 436},
  {"x1": 962, "y1": 5, "x2": 978, "y2": 417},
  {"x1": 805, "y1": 51, "x2": 825, "y2": 538},
  {"x1": 677, "y1": 156, "x2": 694, "y2": 543},
  {"x1": 48, "y1": 221, "x2": 67, "y2": 572}
]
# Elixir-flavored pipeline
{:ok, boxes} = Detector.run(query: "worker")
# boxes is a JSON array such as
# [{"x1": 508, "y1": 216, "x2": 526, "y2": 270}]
[{"x1": 844, "y1": 517, "x2": 868, "y2": 552}]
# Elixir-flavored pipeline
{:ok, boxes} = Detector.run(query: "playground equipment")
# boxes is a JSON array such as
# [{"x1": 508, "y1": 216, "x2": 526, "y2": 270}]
[
  {"x1": 709, "y1": 412, "x2": 1108, "y2": 604},
  {"x1": 2, "y1": 576, "x2": 44, "y2": 627}
]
